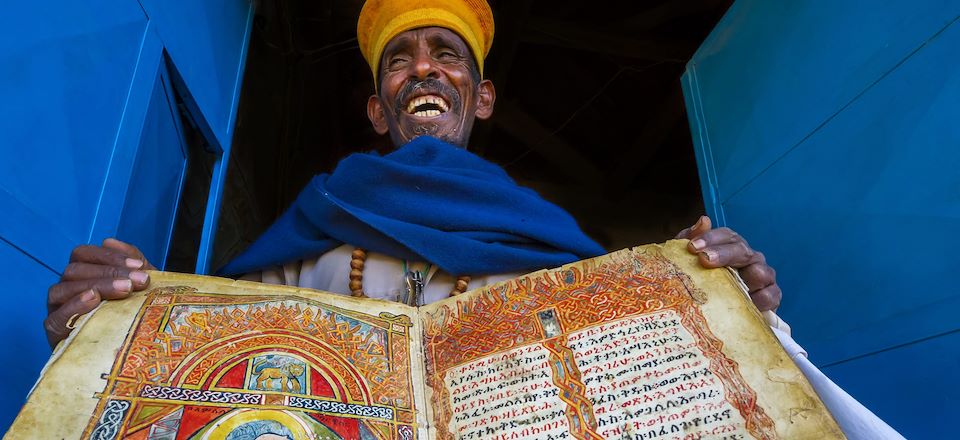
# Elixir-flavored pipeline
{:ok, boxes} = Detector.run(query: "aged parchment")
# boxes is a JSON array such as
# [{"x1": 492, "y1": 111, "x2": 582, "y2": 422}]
[
  {"x1": 6, "y1": 273, "x2": 428, "y2": 440},
  {"x1": 419, "y1": 240, "x2": 844, "y2": 440}
]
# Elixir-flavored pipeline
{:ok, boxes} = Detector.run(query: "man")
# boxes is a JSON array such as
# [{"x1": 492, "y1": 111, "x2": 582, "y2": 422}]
[
  {"x1": 44, "y1": 0, "x2": 781, "y2": 346},
  {"x1": 45, "y1": 0, "x2": 780, "y2": 346}
]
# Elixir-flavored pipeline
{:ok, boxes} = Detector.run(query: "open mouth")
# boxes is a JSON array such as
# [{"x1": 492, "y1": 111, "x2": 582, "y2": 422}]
[{"x1": 405, "y1": 94, "x2": 450, "y2": 117}]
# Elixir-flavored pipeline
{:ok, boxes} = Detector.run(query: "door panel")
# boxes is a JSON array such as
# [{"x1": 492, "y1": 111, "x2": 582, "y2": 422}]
[
  {"x1": 683, "y1": 2, "x2": 960, "y2": 437},
  {"x1": 723, "y1": 18, "x2": 960, "y2": 364},
  {"x1": 115, "y1": 72, "x2": 189, "y2": 269},
  {"x1": 0, "y1": 1, "x2": 148, "y2": 269},
  {"x1": 138, "y1": 0, "x2": 254, "y2": 149},
  {"x1": 690, "y1": 0, "x2": 960, "y2": 202},
  {"x1": 820, "y1": 331, "x2": 960, "y2": 439}
]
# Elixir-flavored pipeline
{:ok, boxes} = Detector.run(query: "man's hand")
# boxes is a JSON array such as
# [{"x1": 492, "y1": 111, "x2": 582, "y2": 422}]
[
  {"x1": 675, "y1": 216, "x2": 781, "y2": 312},
  {"x1": 45, "y1": 238, "x2": 155, "y2": 347}
]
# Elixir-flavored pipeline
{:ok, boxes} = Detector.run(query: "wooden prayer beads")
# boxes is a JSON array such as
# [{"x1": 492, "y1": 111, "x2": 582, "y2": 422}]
[{"x1": 350, "y1": 247, "x2": 471, "y2": 298}]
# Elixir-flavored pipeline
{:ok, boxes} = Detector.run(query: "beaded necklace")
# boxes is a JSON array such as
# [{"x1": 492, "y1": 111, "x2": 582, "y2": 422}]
[{"x1": 349, "y1": 248, "x2": 471, "y2": 302}]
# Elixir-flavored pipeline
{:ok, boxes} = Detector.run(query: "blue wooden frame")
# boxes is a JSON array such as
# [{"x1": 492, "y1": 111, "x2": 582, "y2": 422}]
[
  {"x1": 166, "y1": 7, "x2": 255, "y2": 275},
  {"x1": 88, "y1": 23, "x2": 165, "y2": 253},
  {"x1": 681, "y1": 64, "x2": 726, "y2": 227}
]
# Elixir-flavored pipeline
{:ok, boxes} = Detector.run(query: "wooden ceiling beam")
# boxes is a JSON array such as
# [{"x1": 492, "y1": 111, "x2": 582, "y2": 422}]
[
  {"x1": 611, "y1": 86, "x2": 685, "y2": 189},
  {"x1": 615, "y1": 0, "x2": 730, "y2": 32},
  {"x1": 494, "y1": 100, "x2": 605, "y2": 186},
  {"x1": 470, "y1": 0, "x2": 534, "y2": 154},
  {"x1": 520, "y1": 17, "x2": 699, "y2": 61}
]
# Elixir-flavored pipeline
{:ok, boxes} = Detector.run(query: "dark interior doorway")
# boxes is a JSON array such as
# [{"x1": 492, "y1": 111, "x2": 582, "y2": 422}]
[{"x1": 210, "y1": 0, "x2": 734, "y2": 270}]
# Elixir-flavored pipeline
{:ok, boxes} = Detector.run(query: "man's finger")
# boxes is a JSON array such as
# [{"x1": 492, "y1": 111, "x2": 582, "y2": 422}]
[
  {"x1": 45, "y1": 289, "x2": 101, "y2": 347},
  {"x1": 688, "y1": 227, "x2": 745, "y2": 253},
  {"x1": 69, "y1": 245, "x2": 145, "y2": 269},
  {"x1": 103, "y1": 238, "x2": 155, "y2": 270},
  {"x1": 61, "y1": 262, "x2": 150, "y2": 289},
  {"x1": 749, "y1": 284, "x2": 782, "y2": 312},
  {"x1": 48, "y1": 278, "x2": 134, "y2": 308},
  {"x1": 739, "y1": 261, "x2": 776, "y2": 293},
  {"x1": 676, "y1": 215, "x2": 712, "y2": 239},
  {"x1": 695, "y1": 241, "x2": 758, "y2": 269}
]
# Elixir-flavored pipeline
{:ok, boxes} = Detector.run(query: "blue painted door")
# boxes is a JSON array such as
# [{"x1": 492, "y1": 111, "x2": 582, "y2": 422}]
[
  {"x1": 682, "y1": 1, "x2": 960, "y2": 437},
  {"x1": 0, "y1": 0, "x2": 252, "y2": 432}
]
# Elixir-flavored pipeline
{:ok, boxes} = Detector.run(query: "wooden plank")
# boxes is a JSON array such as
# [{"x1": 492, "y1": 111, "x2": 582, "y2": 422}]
[
  {"x1": 493, "y1": 101, "x2": 605, "y2": 186},
  {"x1": 611, "y1": 86, "x2": 684, "y2": 188},
  {"x1": 520, "y1": 17, "x2": 698, "y2": 61}
]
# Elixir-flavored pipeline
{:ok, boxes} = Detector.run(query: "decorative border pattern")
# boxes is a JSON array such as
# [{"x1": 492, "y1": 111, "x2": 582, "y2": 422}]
[
  {"x1": 140, "y1": 385, "x2": 264, "y2": 405},
  {"x1": 286, "y1": 396, "x2": 394, "y2": 420},
  {"x1": 89, "y1": 399, "x2": 130, "y2": 440}
]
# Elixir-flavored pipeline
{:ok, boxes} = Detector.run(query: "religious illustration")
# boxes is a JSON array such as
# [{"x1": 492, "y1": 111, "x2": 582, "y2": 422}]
[{"x1": 80, "y1": 286, "x2": 418, "y2": 440}]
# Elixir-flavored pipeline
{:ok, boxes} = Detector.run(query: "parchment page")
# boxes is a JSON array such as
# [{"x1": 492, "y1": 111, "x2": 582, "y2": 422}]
[
  {"x1": 419, "y1": 241, "x2": 844, "y2": 440},
  {"x1": 7, "y1": 272, "x2": 428, "y2": 440}
]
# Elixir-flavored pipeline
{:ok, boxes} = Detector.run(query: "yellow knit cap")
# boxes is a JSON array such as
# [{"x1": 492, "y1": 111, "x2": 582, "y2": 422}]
[{"x1": 357, "y1": 0, "x2": 494, "y2": 86}]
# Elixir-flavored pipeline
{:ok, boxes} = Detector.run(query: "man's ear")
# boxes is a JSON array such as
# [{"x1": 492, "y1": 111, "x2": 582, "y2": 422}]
[
  {"x1": 367, "y1": 95, "x2": 390, "y2": 135},
  {"x1": 474, "y1": 79, "x2": 496, "y2": 120}
]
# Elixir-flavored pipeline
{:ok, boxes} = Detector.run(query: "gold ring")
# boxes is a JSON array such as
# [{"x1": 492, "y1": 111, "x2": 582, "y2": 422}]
[{"x1": 65, "y1": 313, "x2": 81, "y2": 330}]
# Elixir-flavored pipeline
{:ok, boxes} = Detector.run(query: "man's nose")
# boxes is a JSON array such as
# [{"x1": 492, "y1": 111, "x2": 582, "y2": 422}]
[{"x1": 410, "y1": 53, "x2": 439, "y2": 80}]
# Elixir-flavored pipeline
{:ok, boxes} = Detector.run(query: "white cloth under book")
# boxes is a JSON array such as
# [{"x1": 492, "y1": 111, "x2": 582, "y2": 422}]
[{"x1": 771, "y1": 328, "x2": 905, "y2": 440}]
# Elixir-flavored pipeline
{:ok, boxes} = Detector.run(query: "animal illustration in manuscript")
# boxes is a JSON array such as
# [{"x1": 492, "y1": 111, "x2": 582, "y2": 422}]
[{"x1": 253, "y1": 360, "x2": 305, "y2": 393}]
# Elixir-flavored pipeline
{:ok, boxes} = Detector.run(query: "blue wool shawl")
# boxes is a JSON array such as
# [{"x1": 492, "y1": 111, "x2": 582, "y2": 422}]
[{"x1": 218, "y1": 136, "x2": 606, "y2": 276}]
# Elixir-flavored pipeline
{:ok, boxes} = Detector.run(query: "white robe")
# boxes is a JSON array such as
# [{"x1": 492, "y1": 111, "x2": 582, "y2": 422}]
[{"x1": 242, "y1": 244, "x2": 904, "y2": 439}]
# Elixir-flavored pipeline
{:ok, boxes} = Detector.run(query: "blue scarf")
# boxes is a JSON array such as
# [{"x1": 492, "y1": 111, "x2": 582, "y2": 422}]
[{"x1": 218, "y1": 136, "x2": 606, "y2": 276}]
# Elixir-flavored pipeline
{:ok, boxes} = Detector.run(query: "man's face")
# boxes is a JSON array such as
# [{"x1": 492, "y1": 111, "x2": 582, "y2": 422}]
[{"x1": 367, "y1": 27, "x2": 496, "y2": 148}]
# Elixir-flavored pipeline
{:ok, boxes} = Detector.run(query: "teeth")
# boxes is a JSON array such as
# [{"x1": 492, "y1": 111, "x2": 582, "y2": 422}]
[
  {"x1": 413, "y1": 109, "x2": 441, "y2": 117},
  {"x1": 406, "y1": 94, "x2": 450, "y2": 114}
]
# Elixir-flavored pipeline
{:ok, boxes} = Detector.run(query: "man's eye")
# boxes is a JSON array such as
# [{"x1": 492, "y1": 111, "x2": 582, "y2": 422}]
[
  {"x1": 438, "y1": 51, "x2": 457, "y2": 59},
  {"x1": 388, "y1": 57, "x2": 408, "y2": 67}
]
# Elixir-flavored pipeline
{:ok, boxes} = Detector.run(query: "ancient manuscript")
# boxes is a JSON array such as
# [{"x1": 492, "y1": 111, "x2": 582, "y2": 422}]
[{"x1": 7, "y1": 241, "x2": 843, "y2": 439}]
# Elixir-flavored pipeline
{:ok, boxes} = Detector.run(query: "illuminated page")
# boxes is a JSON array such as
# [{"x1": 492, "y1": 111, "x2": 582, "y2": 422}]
[
  {"x1": 420, "y1": 241, "x2": 844, "y2": 440},
  {"x1": 7, "y1": 272, "x2": 428, "y2": 440}
]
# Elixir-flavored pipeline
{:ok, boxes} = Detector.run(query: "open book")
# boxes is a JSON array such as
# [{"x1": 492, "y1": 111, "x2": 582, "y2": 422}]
[{"x1": 6, "y1": 241, "x2": 843, "y2": 439}]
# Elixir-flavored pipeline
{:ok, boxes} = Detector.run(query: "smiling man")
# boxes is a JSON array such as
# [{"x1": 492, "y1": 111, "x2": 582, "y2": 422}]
[{"x1": 45, "y1": 0, "x2": 777, "y2": 346}]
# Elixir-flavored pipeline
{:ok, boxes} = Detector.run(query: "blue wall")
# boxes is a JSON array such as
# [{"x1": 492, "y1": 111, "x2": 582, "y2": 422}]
[
  {"x1": 683, "y1": 1, "x2": 960, "y2": 437},
  {"x1": 0, "y1": 0, "x2": 252, "y2": 432}
]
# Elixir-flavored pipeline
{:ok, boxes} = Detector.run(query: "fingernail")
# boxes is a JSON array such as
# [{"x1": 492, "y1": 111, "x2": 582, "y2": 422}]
[
  {"x1": 692, "y1": 216, "x2": 703, "y2": 229},
  {"x1": 691, "y1": 239, "x2": 706, "y2": 250},
  {"x1": 113, "y1": 279, "x2": 132, "y2": 292},
  {"x1": 130, "y1": 271, "x2": 148, "y2": 284},
  {"x1": 81, "y1": 290, "x2": 96, "y2": 302},
  {"x1": 125, "y1": 258, "x2": 144, "y2": 269},
  {"x1": 701, "y1": 250, "x2": 717, "y2": 262}
]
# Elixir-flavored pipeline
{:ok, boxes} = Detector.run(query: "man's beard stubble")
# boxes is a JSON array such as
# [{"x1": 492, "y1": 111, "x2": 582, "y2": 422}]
[{"x1": 392, "y1": 78, "x2": 468, "y2": 145}]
